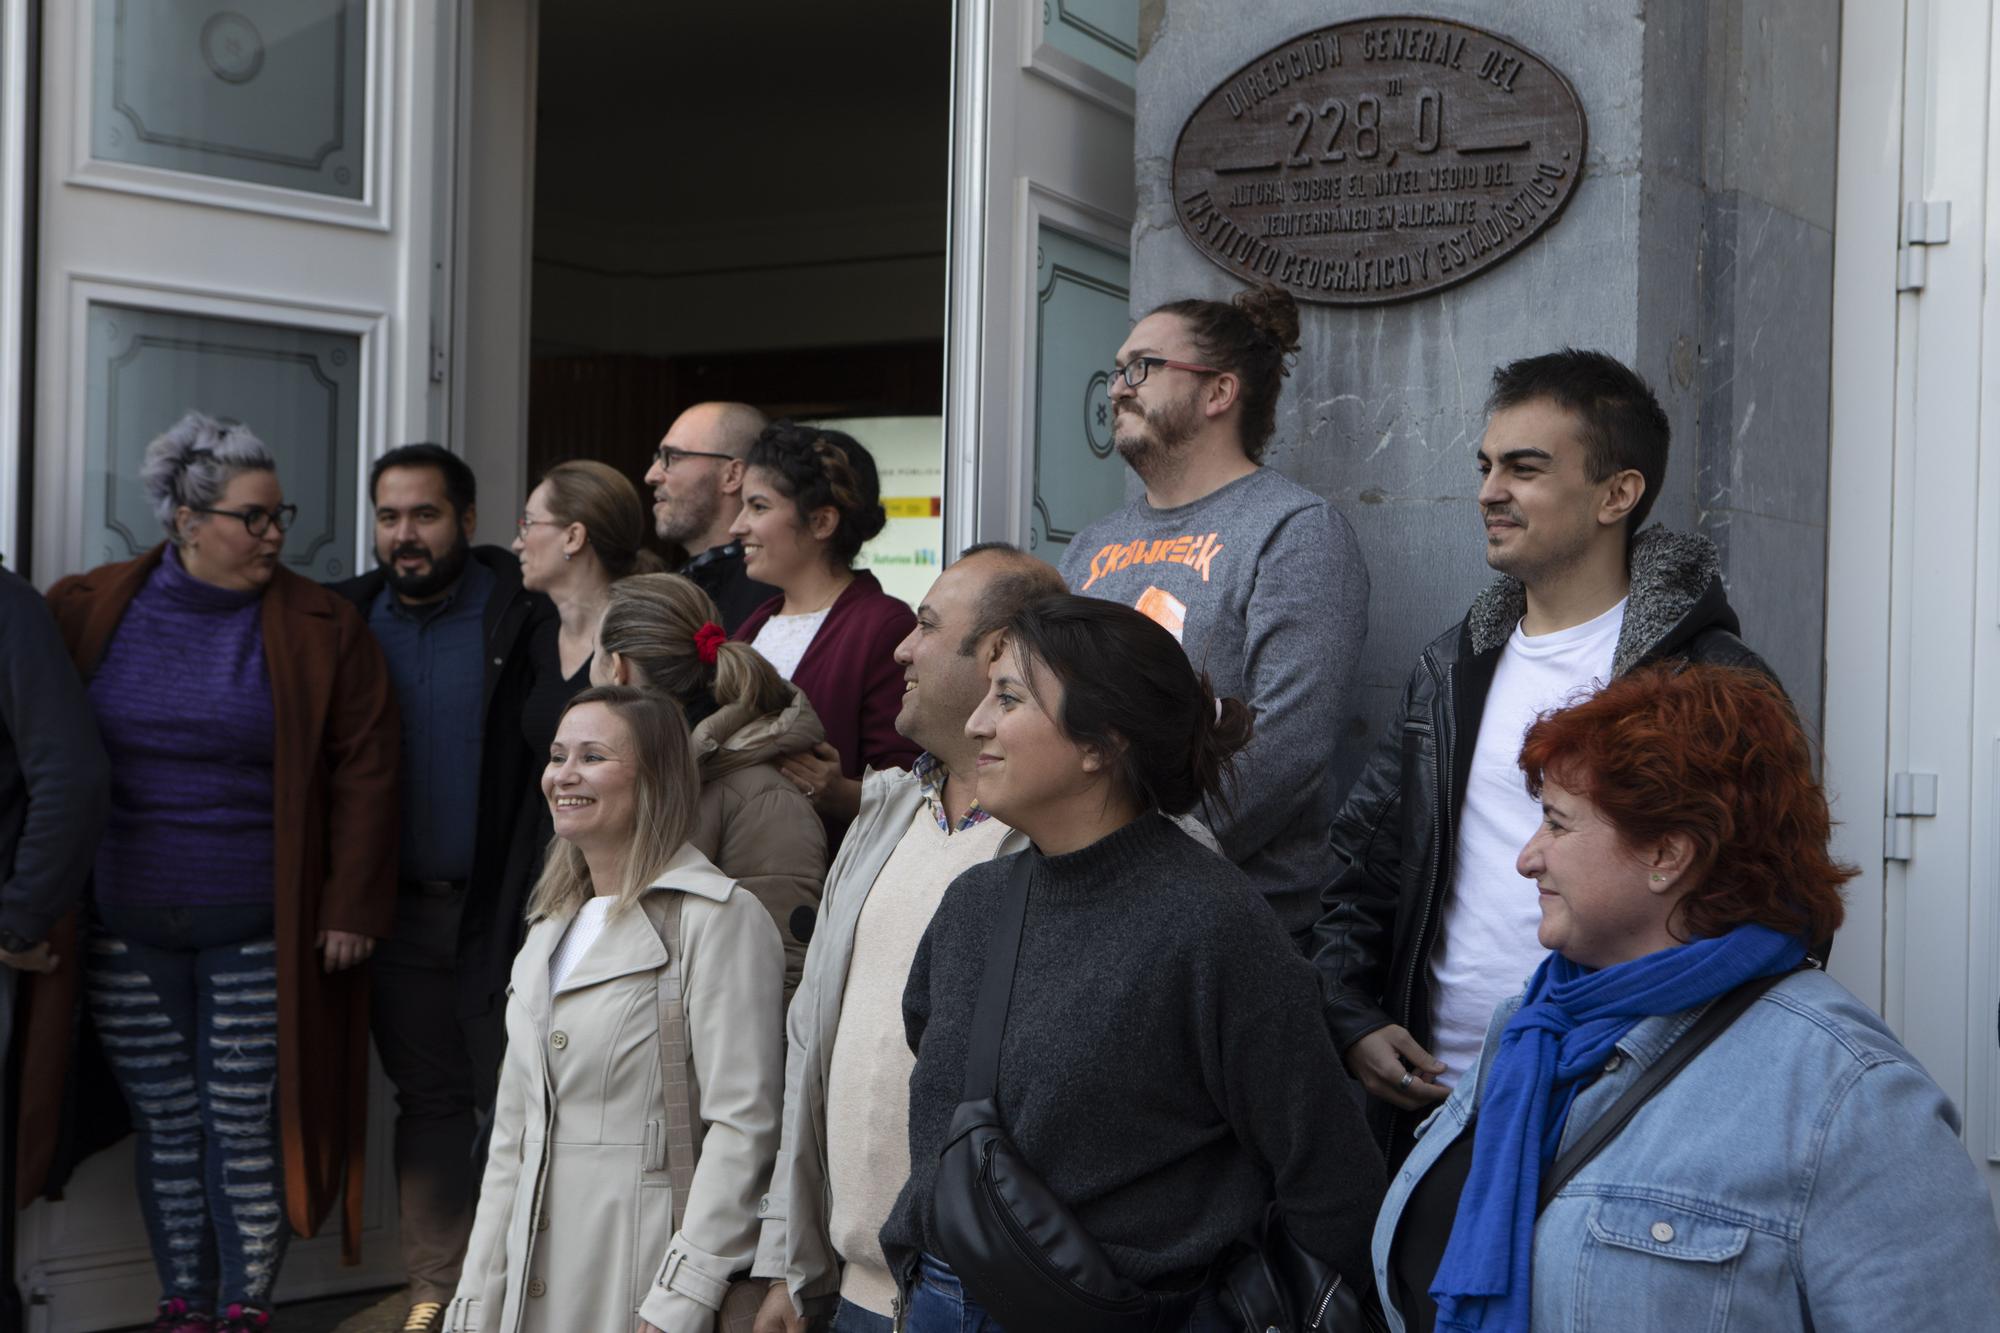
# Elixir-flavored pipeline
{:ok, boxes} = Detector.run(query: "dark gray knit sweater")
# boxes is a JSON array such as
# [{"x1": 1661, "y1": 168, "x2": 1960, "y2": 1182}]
[{"x1": 879, "y1": 813, "x2": 1385, "y2": 1292}]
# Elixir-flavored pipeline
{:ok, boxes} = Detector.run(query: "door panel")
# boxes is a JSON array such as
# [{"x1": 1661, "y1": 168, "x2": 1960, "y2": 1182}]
[
  {"x1": 86, "y1": 0, "x2": 369, "y2": 201},
  {"x1": 945, "y1": 0, "x2": 1137, "y2": 555},
  {"x1": 1824, "y1": 0, "x2": 2000, "y2": 1216},
  {"x1": 80, "y1": 301, "x2": 363, "y2": 576},
  {"x1": 1027, "y1": 210, "x2": 1129, "y2": 561},
  {"x1": 18, "y1": 1, "x2": 454, "y2": 1322}
]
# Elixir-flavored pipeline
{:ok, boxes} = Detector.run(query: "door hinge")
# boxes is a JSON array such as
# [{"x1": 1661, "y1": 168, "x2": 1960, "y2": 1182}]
[
  {"x1": 1884, "y1": 771, "x2": 1938, "y2": 861},
  {"x1": 429, "y1": 316, "x2": 448, "y2": 384},
  {"x1": 1896, "y1": 200, "x2": 1952, "y2": 291}
]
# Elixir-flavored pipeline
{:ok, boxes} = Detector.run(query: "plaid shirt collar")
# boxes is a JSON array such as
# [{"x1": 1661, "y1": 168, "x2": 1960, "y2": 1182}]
[{"x1": 913, "y1": 751, "x2": 990, "y2": 833}]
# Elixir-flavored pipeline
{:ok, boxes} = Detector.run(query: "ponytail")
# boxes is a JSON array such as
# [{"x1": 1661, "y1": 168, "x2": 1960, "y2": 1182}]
[
  {"x1": 1004, "y1": 594, "x2": 1255, "y2": 817},
  {"x1": 598, "y1": 574, "x2": 790, "y2": 720}
]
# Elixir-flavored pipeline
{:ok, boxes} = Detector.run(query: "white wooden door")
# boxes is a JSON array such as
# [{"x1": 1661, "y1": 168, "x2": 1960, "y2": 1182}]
[
  {"x1": 944, "y1": 0, "x2": 1139, "y2": 559},
  {"x1": 17, "y1": 2, "x2": 458, "y2": 1324},
  {"x1": 1824, "y1": 0, "x2": 2000, "y2": 1215}
]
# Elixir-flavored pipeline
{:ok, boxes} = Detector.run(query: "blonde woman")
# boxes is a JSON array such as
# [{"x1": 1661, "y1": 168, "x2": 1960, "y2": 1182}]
[
  {"x1": 445, "y1": 686, "x2": 784, "y2": 1333},
  {"x1": 594, "y1": 574, "x2": 827, "y2": 995}
]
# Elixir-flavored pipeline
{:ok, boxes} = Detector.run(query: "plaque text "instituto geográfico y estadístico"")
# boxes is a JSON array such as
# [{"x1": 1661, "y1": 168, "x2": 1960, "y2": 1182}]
[{"x1": 1171, "y1": 18, "x2": 1587, "y2": 305}]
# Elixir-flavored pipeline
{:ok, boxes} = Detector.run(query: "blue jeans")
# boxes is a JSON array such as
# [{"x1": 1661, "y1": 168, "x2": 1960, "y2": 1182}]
[
  {"x1": 86, "y1": 903, "x2": 290, "y2": 1313},
  {"x1": 902, "y1": 1255, "x2": 1236, "y2": 1333},
  {"x1": 831, "y1": 1297, "x2": 895, "y2": 1332},
  {"x1": 903, "y1": 1255, "x2": 1005, "y2": 1333}
]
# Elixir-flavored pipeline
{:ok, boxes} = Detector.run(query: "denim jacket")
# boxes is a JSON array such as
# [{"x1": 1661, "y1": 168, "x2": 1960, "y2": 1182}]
[{"x1": 1371, "y1": 968, "x2": 2000, "y2": 1332}]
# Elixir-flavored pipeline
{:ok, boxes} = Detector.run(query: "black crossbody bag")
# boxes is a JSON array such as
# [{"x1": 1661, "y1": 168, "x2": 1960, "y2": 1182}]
[
  {"x1": 930, "y1": 853, "x2": 1381, "y2": 1333},
  {"x1": 931, "y1": 853, "x2": 1192, "y2": 1332}
]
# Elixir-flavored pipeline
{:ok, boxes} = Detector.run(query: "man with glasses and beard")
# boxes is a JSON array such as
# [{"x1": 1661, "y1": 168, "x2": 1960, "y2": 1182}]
[
  {"x1": 646, "y1": 400, "x2": 778, "y2": 631},
  {"x1": 1061, "y1": 285, "x2": 1369, "y2": 950},
  {"x1": 331, "y1": 443, "x2": 557, "y2": 1333}
]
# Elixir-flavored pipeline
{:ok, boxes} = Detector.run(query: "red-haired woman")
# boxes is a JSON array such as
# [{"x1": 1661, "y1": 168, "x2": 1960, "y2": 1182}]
[{"x1": 1372, "y1": 664, "x2": 2000, "y2": 1333}]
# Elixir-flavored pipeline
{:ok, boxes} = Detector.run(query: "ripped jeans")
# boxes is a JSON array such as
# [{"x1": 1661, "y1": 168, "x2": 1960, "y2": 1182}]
[{"x1": 86, "y1": 903, "x2": 290, "y2": 1314}]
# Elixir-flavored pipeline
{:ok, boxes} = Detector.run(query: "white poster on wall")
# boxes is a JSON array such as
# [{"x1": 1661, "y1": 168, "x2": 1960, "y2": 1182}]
[{"x1": 813, "y1": 414, "x2": 944, "y2": 610}]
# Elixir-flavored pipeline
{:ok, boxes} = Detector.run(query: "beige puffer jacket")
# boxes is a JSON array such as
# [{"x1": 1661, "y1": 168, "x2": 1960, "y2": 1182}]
[{"x1": 687, "y1": 684, "x2": 829, "y2": 996}]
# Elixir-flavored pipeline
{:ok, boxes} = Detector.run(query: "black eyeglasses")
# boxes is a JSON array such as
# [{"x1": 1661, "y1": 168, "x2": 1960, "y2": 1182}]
[
  {"x1": 190, "y1": 504, "x2": 298, "y2": 537},
  {"x1": 655, "y1": 445, "x2": 734, "y2": 470},
  {"x1": 1105, "y1": 356, "x2": 1223, "y2": 391}
]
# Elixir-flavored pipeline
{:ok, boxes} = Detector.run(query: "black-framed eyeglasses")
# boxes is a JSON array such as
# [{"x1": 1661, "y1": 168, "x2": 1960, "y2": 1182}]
[
  {"x1": 1106, "y1": 356, "x2": 1223, "y2": 391},
  {"x1": 655, "y1": 445, "x2": 734, "y2": 470},
  {"x1": 190, "y1": 504, "x2": 298, "y2": 537}
]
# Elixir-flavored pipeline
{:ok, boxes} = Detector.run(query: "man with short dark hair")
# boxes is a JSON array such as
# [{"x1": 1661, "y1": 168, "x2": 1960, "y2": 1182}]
[
  {"x1": 751, "y1": 544, "x2": 1065, "y2": 1333},
  {"x1": 1310, "y1": 349, "x2": 1769, "y2": 1162},
  {"x1": 646, "y1": 401, "x2": 777, "y2": 631},
  {"x1": 330, "y1": 444, "x2": 557, "y2": 1333}
]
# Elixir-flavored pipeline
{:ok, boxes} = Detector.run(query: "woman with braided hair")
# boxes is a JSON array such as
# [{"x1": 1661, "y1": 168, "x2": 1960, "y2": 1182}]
[
  {"x1": 593, "y1": 572, "x2": 828, "y2": 996},
  {"x1": 730, "y1": 421, "x2": 919, "y2": 851}
]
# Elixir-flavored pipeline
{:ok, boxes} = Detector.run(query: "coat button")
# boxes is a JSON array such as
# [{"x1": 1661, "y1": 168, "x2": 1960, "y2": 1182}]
[
  {"x1": 1603, "y1": 1053, "x2": 1624, "y2": 1073},
  {"x1": 1651, "y1": 1221, "x2": 1676, "y2": 1243},
  {"x1": 550, "y1": 1030, "x2": 569, "y2": 1050},
  {"x1": 527, "y1": 1278, "x2": 547, "y2": 1298},
  {"x1": 536, "y1": 1214, "x2": 549, "y2": 1232}
]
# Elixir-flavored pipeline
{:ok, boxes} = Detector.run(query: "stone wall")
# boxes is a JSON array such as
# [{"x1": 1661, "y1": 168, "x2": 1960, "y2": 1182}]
[{"x1": 1133, "y1": 0, "x2": 1837, "y2": 795}]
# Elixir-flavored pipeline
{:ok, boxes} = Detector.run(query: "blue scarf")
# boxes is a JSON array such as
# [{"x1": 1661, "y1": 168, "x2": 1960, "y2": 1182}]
[{"x1": 1429, "y1": 925, "x2": 1804, "y2": 1333}]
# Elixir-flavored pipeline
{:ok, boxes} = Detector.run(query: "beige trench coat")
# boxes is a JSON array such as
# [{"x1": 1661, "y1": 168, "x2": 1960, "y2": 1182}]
[{"x1": 444, "y1": 845, "x2": 785, "y2": 1333}]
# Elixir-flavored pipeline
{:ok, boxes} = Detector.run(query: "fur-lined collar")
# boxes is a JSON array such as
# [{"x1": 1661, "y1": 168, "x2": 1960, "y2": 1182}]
[{"x1": 1464, "y1": 527, "x2": 1724, "y2": 677}]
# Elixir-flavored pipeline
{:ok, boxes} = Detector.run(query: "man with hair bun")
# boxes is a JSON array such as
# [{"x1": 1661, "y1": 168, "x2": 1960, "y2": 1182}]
[{"x1": 1063, "y1": 283, "x2": 1370, "y2": 946}]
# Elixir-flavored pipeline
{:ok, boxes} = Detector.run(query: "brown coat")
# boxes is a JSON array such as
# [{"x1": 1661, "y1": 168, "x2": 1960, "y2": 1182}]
[
  {"x1": 15, "y1": 546, "x2": 399, "y2": 1262},
  {"x1": 686, "y1": 684, "x2": 827, "y2": 997}
]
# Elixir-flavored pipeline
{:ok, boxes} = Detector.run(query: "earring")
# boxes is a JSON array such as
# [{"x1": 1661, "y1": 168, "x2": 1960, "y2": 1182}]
[
  {"x1": 563, "y1": 550, "x2": 572, "y2": 562},
  {"x1": 1650, "y1": 873, "x2": 1666, "y2": 883}
]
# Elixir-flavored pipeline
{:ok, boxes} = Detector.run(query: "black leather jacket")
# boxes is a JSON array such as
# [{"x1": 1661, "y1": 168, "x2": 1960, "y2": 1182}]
[{"x1": 1308, "y1": 528, "x2": 1770, "y2": 1154}]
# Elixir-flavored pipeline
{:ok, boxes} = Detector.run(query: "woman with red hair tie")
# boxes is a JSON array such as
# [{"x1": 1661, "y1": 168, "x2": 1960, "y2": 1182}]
[{"x1": 1371, "y1": 663, "x2": 2000, "y2": 1333}]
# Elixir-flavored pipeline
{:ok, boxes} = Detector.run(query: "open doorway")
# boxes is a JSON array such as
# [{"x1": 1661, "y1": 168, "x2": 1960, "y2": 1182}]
[{"x1": 527, "y1": 0, "x2": 951, "y2": 605}]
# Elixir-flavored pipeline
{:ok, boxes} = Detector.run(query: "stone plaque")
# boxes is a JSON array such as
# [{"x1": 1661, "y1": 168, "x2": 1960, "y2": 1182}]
[{"x1": 1171, "y1": 18, "x2": 1586, "y2": 304}]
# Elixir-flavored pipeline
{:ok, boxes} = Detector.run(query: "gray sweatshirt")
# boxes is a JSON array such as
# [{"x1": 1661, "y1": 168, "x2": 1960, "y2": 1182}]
[{"x1": 1061, "y1": 468, "x2": 1368, "y2": 934}]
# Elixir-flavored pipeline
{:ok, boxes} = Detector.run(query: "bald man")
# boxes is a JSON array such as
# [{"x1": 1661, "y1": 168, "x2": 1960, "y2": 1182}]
[{"x1": 645, "y1": 400, "x2": 779, "y2": 630}]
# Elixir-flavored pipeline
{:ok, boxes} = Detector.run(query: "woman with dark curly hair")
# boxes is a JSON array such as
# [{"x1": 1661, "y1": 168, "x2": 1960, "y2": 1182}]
[
  {"x1": 1373, "y1": 663, "x2": 2000, "y2": 1333},
  {"x1": 730, "y1": 422, "x2": 918, "y2": 848}
]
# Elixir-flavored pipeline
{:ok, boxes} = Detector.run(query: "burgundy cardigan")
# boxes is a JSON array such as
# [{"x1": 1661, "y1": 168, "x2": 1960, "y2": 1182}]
[{"x1": 735, "y1": 571, "x2": 920, "y2": 845}]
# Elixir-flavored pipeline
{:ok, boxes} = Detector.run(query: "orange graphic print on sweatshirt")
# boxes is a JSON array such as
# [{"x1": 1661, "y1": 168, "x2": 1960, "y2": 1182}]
[{"x1": 1078, "y1": 531, "x2": 1225, "y2": 591}]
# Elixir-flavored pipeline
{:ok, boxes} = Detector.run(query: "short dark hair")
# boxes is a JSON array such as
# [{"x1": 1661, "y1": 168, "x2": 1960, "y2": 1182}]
[
  {"x1": 1147, "y1": 284, "x2": 1301, "y2": 462},
  {"x1": 1486, "y1": 349, "x2": 1670, "y2": 535},
  {"x1": 371, "y1": 443, "x2": 477, "y2": 517},
  {"x1": 1004, "y1": 595, "x2": 1252, "y2": 817},
  {"x1": 743, "y1": 421, "x2": 887, "y2": 568},
  {"x1": 951, "y1": 543, "x2": 1066, "y2": 656}
]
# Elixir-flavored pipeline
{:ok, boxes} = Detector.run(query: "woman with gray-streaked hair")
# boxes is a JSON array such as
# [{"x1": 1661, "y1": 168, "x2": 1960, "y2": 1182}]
[{"x1": 16, "y1": 411, "x2": 400, "y2": 1333}]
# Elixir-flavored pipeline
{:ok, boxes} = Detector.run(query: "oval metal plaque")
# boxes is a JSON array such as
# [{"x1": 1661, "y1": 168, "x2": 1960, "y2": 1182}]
[{"x1": 1171, "y1": 18, "x2": 1587, "y2": 305}]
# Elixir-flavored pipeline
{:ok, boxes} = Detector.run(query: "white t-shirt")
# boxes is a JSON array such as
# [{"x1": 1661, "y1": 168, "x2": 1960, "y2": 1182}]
[
  {"x1": 1428, "y1": 598, "x2": 1627, "y2": 1085},
  {"x1": 751, "y1": 607, "x2": 832, "y2": 681},
  {"x1": 549, "y1": 895, "x2": 614, "y2": 992}
]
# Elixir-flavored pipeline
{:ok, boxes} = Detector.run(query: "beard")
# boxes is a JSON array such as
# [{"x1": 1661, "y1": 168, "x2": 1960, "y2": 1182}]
[
  {"x1": 379, "y1": 531, "x2": 472, "y2": 599},
  {"x1": 1113, "y1": 390, "x2": 1202, "y2": 479},
  {"x1": 655, "y1": 481, "x2": 722, "y2": 547}
]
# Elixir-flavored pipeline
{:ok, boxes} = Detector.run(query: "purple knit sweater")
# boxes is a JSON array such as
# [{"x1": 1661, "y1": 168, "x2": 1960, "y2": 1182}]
[{"x1": 89, "y1": 546, "x2": 276, "y2": 907}]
